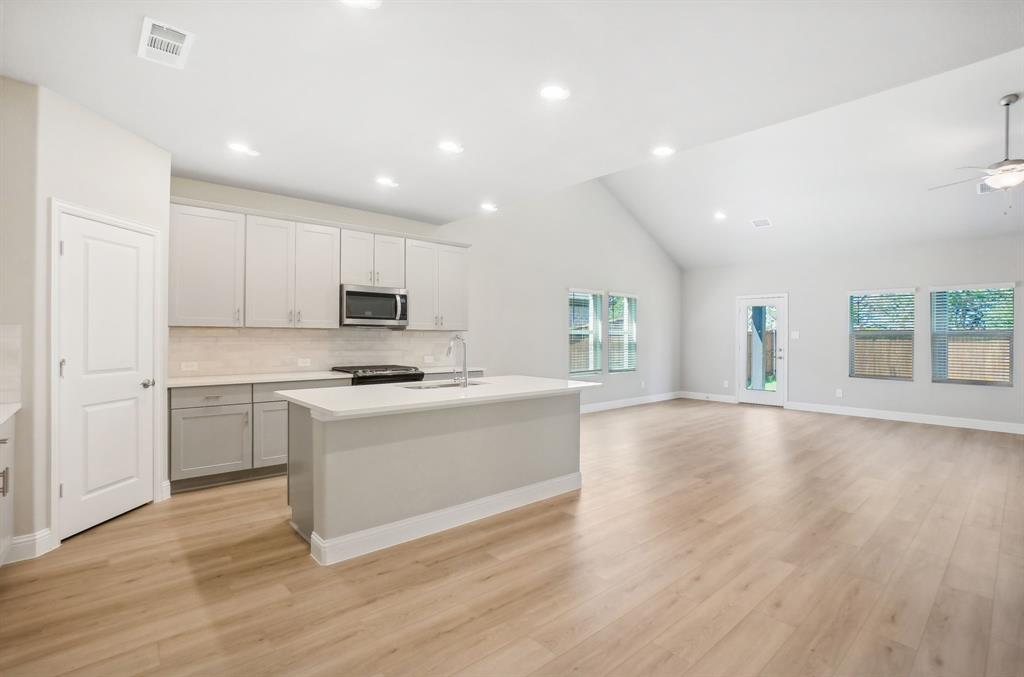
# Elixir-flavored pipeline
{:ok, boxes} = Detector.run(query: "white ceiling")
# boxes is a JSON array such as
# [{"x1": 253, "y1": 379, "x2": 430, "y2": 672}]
[
  {"x1": 2, "y1": 1, "x2": 1022, "y2": 224},
  {"x1": 602, "y1": 48, "x2": 1024, "y2": 268}
]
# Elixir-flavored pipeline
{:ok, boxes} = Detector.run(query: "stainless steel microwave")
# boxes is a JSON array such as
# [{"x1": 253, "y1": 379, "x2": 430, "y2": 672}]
[{"x1": 340, "y1": 285, "x2": 408, "y2": 327}]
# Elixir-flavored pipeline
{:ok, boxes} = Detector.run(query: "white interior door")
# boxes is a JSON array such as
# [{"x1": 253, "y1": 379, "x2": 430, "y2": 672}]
[
  {"x1": 294, "y1": 223, "x2": 341, "y2": 328},
  {"x1": 245, "y1": 216, "x2": 295, "y2": 327},
  {"x1": 58, "y1": 211, "x2": 156, "y2": 539},
  {"x1": 736, "y1": 295, "x2": 787, "y2": 406}
]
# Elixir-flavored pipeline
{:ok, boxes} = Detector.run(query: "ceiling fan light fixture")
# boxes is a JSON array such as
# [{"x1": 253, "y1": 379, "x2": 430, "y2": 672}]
[{"x1": 983, "y1": 172, "x2": 1024, "y2": 190}]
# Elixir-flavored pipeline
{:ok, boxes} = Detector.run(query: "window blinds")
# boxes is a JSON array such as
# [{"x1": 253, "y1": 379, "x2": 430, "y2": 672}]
[
  {"x1": 568, "y1": 291, "x2": 602, "y2": 374},
  {"x1": 608, "y1": 295, "x2": 637, "y2": 372},
  {"x1": 931, "y1": 287, "x2": 1014, "y2": 386},
  {"x1": 849, "y1": 292, "x2": 914, "y2": 380}
]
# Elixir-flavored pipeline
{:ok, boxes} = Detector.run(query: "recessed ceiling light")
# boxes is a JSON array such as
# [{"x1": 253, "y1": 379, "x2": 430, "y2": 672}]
[
  {"x1": 340, "y1": 0, "x2": 382, "y2": 8},
  {"x1": 438, "y1": 140, "x2": 464, "y2": 154},
  {"x1": 480, "y1": 202, "x2": 498, "y2": 213},
  {"x1": 651, "y1": 145, "x2": 676, "y2": 158},
  {"x1": 713, "y1": 210, "x2": 727, "y2": 221},
  {"x1": 376, "y1": 176, "x2": 399, "y2": 188},
  {"x1": 539, "y1": 84, "x2": 571, "y2": 101},
  {"x1": 228, "y1": 142, "x2": 260, "y2": 157}
]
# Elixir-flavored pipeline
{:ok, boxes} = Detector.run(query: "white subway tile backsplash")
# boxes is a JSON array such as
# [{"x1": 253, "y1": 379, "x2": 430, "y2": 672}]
[{"x1": 168, "y1": 327, "x2": 465, "y2": 377}]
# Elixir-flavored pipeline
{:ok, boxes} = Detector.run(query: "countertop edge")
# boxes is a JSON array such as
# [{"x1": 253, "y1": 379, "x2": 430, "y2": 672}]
[{"x1": 167, "y1": 367, "x2": 486, "y2": 388}]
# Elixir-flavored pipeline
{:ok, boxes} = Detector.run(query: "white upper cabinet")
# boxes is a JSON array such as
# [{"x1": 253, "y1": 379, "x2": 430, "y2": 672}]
[
  {"x1": 170, "y1": 205, "x2": 245, "y2": 326},
  {"x1": 405, "y1": 239, "x2": 439, "y2": 330},
  {"x1": 340, "y1": 229, "x2": 374, "y2": 286},
  {"x1": 437, "y1": 245, "x2": 469, "y2": 330},
  {"x1": 294, "y1": 223, "x2": 341, "y2": 328},
  {"x1": 245, "y1": 216, "x2": 295, "y2": 328},
  {"x1": 374, "y1": 234, "x2": 406, "y2": 288},
  {"x1": 404, "y1": 239, "x2": 469, "y2": 331}
]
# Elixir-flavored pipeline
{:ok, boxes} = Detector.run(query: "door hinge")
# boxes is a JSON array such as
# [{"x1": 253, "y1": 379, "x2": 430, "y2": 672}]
[
  {"x1": 59, "y1": 483, "x2": 63, "y2": 499},
  {"x1": 59, "y1": 358, "x2": 66, "y2": 378},
  {"x1": 59, "y1": 240, "x2": 64, "y2": 256}
]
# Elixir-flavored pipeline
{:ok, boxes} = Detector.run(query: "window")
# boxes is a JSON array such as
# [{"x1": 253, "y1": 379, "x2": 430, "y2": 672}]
[
  {"x1": 608, "y1": 294, "x2": 638, "y2": 372},
  {"x1": 568, "y1": 290, "x2": 602, "y2": 374},
  {"x1": 849, "y1": 290, "x2": 915, "y2": 380},
  {"x1": 931, "y1": 286, "x2": 1014, "y2": 386}
]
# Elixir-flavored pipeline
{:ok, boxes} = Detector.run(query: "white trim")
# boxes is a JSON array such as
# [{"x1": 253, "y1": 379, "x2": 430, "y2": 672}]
[
  {"x1": 929, "y1": 282, "x2": 1017, "y2": 292},
  {"x1": 169, "y1": 197, "x2": 471, "y2": 249},
  {"x1": 677, "y1": 391, "x2": 739, "y2": 404},
  {"x1": 156, "y1": 481, "x2": 172, "y2": 502},
  {"x1": 848, "y1": 287, "x2": 917, "y2": 296},
  {"x1": 581, "y1": 391, "x2": 684, "y2": 413},
  {"x1": 608, "y1": 291, "x2": 639, "y2": 300},
  {"x1": 4, "y1": 529, "x2": 58, "y2": 565},
  {"x1": 784, "y1": 401, "x2": 1024, "y2": 435},
  {"x1": 49, "y1": 199, "x2": 165, "y2": 546},
  {"x1": 309, "y1": 472, "x2": 582, "y2": 565},
  {"x1": 736, "y1": 292, "x2": 789, "y2": 300},
  {"x1": 568, "y1": 287, "x2": 605, "y2": 295}
]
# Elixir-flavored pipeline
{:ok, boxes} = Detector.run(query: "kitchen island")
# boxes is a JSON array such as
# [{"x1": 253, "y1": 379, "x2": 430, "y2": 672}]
[{"x1": 277, "y1": 375, "x2": 599, "y2": 565}]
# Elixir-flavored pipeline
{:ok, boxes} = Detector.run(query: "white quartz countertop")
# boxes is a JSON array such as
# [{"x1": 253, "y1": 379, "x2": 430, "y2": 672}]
[
  {"x1": 167, "y1": 366, "x2": 485, "y2": 389},
  {"x1": 276, "y1": 375, "x2": 599, "y2": 421},
  {"x1": 0, "y1": 402, "x2": 21, "y2": 427}
]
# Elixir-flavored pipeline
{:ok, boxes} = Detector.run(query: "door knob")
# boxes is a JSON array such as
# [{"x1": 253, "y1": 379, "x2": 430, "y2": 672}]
[{"x1": 141, "y1": 379, "x2": 155, "y2": 388}]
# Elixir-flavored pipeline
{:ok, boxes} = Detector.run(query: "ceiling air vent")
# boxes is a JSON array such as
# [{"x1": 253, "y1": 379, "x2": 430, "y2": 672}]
[
  {"x1": 751, "y1": 218, "x2": 772, "y2": 229},
  {"x1": 137, "y1": 17, "x2": 194, "y2": 69}
]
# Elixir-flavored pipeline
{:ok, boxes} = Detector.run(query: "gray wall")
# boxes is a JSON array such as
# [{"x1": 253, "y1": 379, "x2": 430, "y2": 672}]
[
  {"x1": 680, "y1": 235, "x2": 1024, "y2": 424},
  {"x1": 435, "y1": 180, "x2": 685, "y2": 406}
]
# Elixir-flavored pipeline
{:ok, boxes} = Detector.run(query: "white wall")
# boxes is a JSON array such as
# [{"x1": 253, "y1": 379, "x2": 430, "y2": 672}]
[
  {"x1": 434, "y1": 180, "x2": 684, "y2": 406},
  {"x1": 680, "y1": 235, "x2": 1024, "y2": 424},
  {"x1": 1, "y1": 79, "x2": 171, "y2": 538}
]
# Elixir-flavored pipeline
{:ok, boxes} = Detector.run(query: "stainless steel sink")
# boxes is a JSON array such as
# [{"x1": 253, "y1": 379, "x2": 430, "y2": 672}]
[{"x1": 403, "y1": 380, "x2": 483, "y2": 390}]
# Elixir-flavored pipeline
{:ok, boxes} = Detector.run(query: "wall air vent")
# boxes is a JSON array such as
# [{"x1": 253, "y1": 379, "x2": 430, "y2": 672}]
[
  {"x1": 137, "y1": 17, "x2": 194, "y2": 69},
  {"x1": 751, "y1": 218, "x2": 772, "y2": 229}
]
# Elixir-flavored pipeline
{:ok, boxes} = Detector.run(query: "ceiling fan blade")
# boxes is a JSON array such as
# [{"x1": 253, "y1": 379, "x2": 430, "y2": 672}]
[
  {"x1": 955, "y1": 166, "x2": 994, "y2": 173},
  {"x1": 928, "y1": 176, "x2": 981, "y2": 191}
]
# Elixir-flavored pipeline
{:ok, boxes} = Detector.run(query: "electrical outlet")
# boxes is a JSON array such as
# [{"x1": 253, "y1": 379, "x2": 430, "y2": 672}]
[
  {"x1": 723, "y1": 380, "x2": 729, "y2": 388},
  {"x1": 297, "y1": 358, "x2": 311, "y2": 367},
  {"x1": 180, "y1": 361, "x2": 198, "y2": 372},
  {"x1": 791, "y1": 330, "x2": 800, "y2": 340},
  {"x1": 423, "y1": 355, "x2": 435, "y2": 364},
  {"x1": 641, "y1": 380, "x2": 646, "y2": 389},
  {"x1": 835, "y1": 388, "x2": 843, "y2": 398}
]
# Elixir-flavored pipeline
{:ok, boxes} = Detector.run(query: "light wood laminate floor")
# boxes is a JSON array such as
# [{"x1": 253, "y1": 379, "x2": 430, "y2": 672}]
[{"x1": 1, "y1": 400, "x2": 1022, "y2": 676}]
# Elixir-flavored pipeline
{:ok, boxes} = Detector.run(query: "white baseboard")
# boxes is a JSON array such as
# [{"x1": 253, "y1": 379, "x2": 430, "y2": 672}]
[
  {"x1": 310, "y1": 472, "x2": 582, "y2": 566},
  {"x1": 156, "y1": 480, "x2": 172, "y2": 502},
  {"x1": 785, "y1": 401, "x2": 1024, "y2": 435},
  {"x1": 4, "y1": 528, "x2": 58, "y2": 565},
  {"x1": 581, "y1": 391, "x2": 686, "y2": 413},
  {"x1": 677, "y1": 391, "x2": 739, "y2": 404}
]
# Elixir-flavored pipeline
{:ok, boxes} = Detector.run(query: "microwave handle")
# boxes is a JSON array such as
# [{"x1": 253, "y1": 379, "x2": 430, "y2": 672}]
[{"x1": 396, "y1": 294, "x2": 401, "y2": 320}]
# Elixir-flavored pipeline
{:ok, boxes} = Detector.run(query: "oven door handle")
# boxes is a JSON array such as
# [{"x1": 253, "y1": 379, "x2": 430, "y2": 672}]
[{"x1": 396, "y1": 294, "x2": 402, "y2": 320}]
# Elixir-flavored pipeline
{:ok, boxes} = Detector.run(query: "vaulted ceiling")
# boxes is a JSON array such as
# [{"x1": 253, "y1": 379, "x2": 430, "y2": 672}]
[{"x1": 2, "y1": 0, "x2": 1022, "y2": 228}]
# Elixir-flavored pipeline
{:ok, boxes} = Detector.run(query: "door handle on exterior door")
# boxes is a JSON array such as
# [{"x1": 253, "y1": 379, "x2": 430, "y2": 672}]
[{"x1": 141, "y1": 379, "x2": 155, "y2": 388}]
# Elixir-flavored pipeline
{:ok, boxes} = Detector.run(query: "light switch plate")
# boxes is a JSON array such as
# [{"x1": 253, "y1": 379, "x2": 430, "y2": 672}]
[
  {"x1": 180, "y1": 361, "x2": 198, "y2": 372},
  {"x1": 723, "y1": 380, "x2": 729, "y2": 388},
  {"x1": 297, "y1": 358, "x2": 311, "y2": 367},
  {"x1": 835, "y1": 388, "x2": 843, "y2": 398},
  {"x1": 791, "y1": 330, "x2": 800, "y2": 339},
  {"x1": 423, "y1": 355, "x2": 435, "y2": 364}
]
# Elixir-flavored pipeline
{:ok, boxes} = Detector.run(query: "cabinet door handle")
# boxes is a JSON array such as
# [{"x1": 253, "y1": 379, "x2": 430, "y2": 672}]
[
  {"x1": 440, "y1": 315, "x2": 444, "y2": 326},
  {"x1": 288, "y1": 310, "x2": 293, "y2": 323},
  {"x1": 297, "y1": 310, "x2": 302, "y2": 323},
  {"x1": 244, "y1": 411, "x2": 249, "y2": 426},
  {"x1": 0, "y1": 438, "x2": 8, "y2": 445},
  {"x1": 0, "y1": 466, "x2": 8, "y2": 498},
  {"x1": 368, "y1": 271, "x2": 373, "y2": 283}
]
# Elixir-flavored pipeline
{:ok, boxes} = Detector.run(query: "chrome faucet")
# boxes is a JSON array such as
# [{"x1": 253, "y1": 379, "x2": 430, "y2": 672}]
[{"x1": 446, "y1": 334, "x2": 469, "y2": 387}]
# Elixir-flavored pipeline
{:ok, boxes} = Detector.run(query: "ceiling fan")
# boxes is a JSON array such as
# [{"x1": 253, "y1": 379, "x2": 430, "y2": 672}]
[{"x1": 930, "y1": 93, "x2": 1024, "y2": 192}]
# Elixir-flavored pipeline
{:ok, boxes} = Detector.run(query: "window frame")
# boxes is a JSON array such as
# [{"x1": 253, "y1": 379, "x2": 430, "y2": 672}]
[
  {"x1": 567, "y1": 288, "x2": 604, "y2": 376},
  {"x1": 930, "y1": 283, "x2": 1015, "y2": 387},
  {"x1": 607, "y1": 292, "x2": 639, "y2": 374},
  {"x1": 847, "y1": 287, "x2": 916, "y2": 382}
]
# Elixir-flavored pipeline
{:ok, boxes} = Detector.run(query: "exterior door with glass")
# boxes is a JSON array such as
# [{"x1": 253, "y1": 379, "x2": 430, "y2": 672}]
[{"x1": 736, "y1": 295, "x2": 787, "y2": 406}]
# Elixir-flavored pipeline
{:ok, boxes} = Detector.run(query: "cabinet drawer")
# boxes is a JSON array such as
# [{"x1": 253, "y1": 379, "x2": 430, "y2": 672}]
[
  {"x1": 171, "y1": 384, "x2": 251, "y2": 409},
  {"x1": 252, "y1": 379, "x2": 350, "y2": 402},
  {"x1": 170, "y1": 404, "x2": 253, "y2": 480}
]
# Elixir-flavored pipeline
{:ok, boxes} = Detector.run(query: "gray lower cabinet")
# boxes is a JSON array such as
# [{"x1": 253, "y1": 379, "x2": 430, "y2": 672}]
[
  {"x1": 170, "y1": 403, "x2": 253, "y2": 480},
  {"x1": 253, "y1": 401, "x2": 288, "y2": 467}
]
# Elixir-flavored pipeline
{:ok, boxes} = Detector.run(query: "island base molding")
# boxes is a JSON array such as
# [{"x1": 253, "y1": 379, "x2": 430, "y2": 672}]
[{"x1": 308, "y1": 472, "x2": 581, "y2": 565}]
